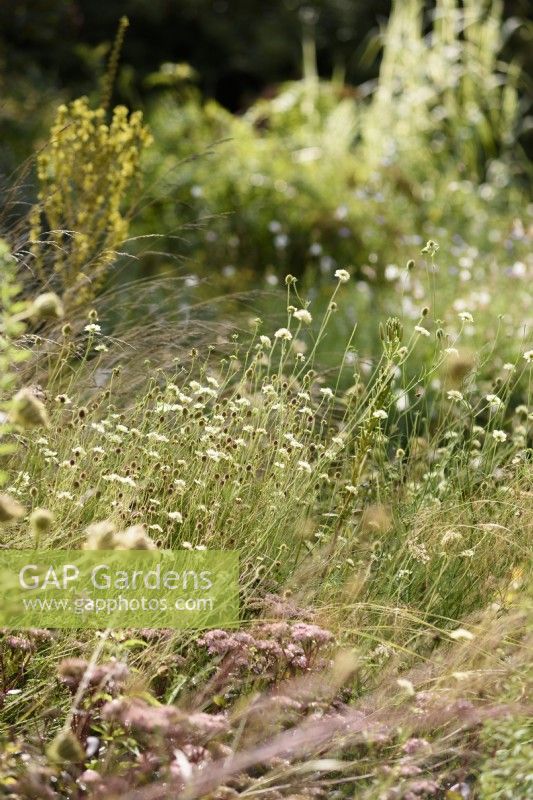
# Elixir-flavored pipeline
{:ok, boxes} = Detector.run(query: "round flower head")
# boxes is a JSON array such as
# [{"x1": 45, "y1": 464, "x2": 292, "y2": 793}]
[
  {"x1": 523, "y1": 350, "x2": 533, "y2": 363},
  {"x1": 46, "y1": 731, "x2": 85, "y2": 764},
  {"x1": 30, "y1": 508, "x2": 54, "y2": 535},
  {"x1": 114, "y1": 525, "x2": 157, "y2": 550},
  {"x1": 421, "y1": 239, "x2": 439, "y2": 256},
  {"x1": 274, "y1": 327, "x2": 292, "y2": 341},
  {"x1": 414, "y1": 325, "x2": 430, "y2": 337},
  {"x1": 30, "y1": 292, "x2": 64, "y2": 320},
  {"x1": 293, "y1": 309, "x2": 312, "y2": 325},
  {"x1": 84, "y1": 521, "x2": 116, "y2": 550},
  {"x1": 84, "y1": 323, "x2": 101, "y2": 334},
  {"x1": 492, "y1": 429, "x2": 507, "y2": 442},
  {"x1": 0, "y1": 493, "x2": 26, "y2": 524},
  {"x1": 334, "y1": 268, "x2": 350, "y2": 283},
  {"x1": 10, "y1": 388, "x2": 49, "y2": 429},
  {"x1": 486, "y1": 394, "x2": 503, "y2": 410}
]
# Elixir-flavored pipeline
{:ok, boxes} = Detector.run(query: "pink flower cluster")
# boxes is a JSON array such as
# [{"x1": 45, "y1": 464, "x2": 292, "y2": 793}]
[
  {"x1": 198, "y1": 621, "x2": 334, "y2": 677},
  {"x1": 57, "y1": 657, "x2": 130, "y2": 692},
  {"x1": 102, "y1": 696, "x2": 228, "y2": 742}
]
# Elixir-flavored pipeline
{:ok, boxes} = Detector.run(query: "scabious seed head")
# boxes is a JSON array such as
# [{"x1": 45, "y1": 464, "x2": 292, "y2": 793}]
[
  {"x1": 30, "y1": 292, "x2": 64, "y2": 320},
  {"x1": 84, "y1": 520, "x2": 117, "y2": 550},
  {"x1": 30, "y1": 508, "x2": 54, "y2": 535},
  {"x1": 114, "y1": 525, "x2": 157, "y2": 550},
  {"x1": 10, "y1": 388, "x2": 49, "y2": 429},
  {"x1": 0, "y1": 493, "x2": 26, "y2": 523},
  {"x1": 46, "y1": 731, "x2": 85, "y2": 764}
]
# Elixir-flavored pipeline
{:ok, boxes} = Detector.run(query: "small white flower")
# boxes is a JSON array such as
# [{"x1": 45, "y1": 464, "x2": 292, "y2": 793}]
[
  {"x1": 284, "y1": 432, "x2": 303, "y2": 448},
  {"x1": 259, "y1": 335, "x2": 272, "y2": 348},
  {"x1": 334, "y1": 268, "x2": 350, "y2": 283},
  {"x1": 492, "y1": 429, "x2": 507, "y2": 442},
  {"x1": 297, "y1": 460, "x2": 312, "y2": 473},
  {"x1": 84, "y1": 323, "x2": 101, "y2": 334},
  {"x1": 147, "y1": 432, "x2": 170, "y2": 443},
  {"x1": 262, "y1": 383, "x2": 277, "y2": 397},
  {"x1": 206, "y1": 448, "x2": 224, "y2": 462},
  {"x1": 156, "y1": 403, "x2": 183, "y2": 413},
  {"x1": 294, "y1": 308, "x2": 312, "y2": 324},
  {"x1": 486, "y1": 394, "x2": 503, "y2": 409},
  {"x1": 414, "y1": 325, "x2": 430, "y2": 337},
  {"x1": 319, "y1": 387, "x2": 334, "y2": 399},
  {"x1": 274, "y1": 327, "x2": 292, "y2": 341},
  {"x1": 523, "y1": 350, "x2": 533, "y2": 363},
  {"x1": 503, "y1": 363, "x2": 515, "y2": 372},
  {"x1": 55, "y1": 490, "x2": 74, "y2": 500},
  {"x1": 421, "y1": 239, "x2": 439, "y2": 256},
  {"x1": 458, "y1": 311, "x2": 473, "y2": 323},
  {"x1": 168, "y1": 511, "x2": 183, "y2": 522},
  {"x1": 345, "y1": 484, "x2": 358, "y2": 495},
  {"x1": 103, "y1": 473, "x2": 137, "y2": 487},
  {"x1": 444, "y1": 347, "x2": 459, "y2": 357},
  {"x1": 372, "y1": 409, "x2": 388, "y2": 420},
  {"x1": 447, "y1": 390, "x2": 463, "y2": 401}
]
